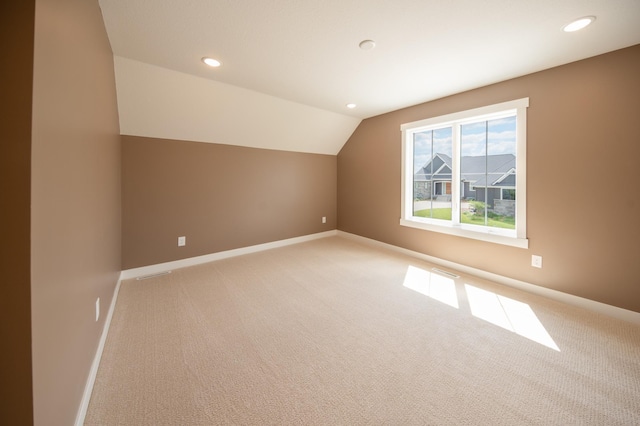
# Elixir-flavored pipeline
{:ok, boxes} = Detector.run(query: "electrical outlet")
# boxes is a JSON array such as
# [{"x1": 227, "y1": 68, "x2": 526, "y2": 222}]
[
  {"x1": 322, "y1": 216, "x2": 327, "y2": 224},
  {"x1": 178, "y1": 236, "x2": 186, "y2": 247},
  {"x1": 95, "y1": 298, "x2": 100, "y2": 322},
  {"x1": 531, "y1": 255, "x2": 543, "y2": 268}
]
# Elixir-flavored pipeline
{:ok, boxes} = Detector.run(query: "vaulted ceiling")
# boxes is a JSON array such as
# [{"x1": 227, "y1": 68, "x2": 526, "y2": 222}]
[{"x1": 99, "y1": 0, "x2": 640, "y2": 154}]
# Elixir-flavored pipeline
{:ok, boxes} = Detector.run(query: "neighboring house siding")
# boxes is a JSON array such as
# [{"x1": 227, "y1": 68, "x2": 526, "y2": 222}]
[{"x1": 463, "y1": 182, "x2": 476, "y2": 199}]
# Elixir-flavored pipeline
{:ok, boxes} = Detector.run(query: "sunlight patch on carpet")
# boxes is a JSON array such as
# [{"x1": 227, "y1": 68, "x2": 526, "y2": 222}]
[
  {"x1": 465, "y1": 284, "x2": 560, "y2": 351},
  {"x1": 403, "y1": 265, "x2": 459, "y2": 309},
  {"x1": 402, "y1": 265, "x2": 559, "y2": 351}
]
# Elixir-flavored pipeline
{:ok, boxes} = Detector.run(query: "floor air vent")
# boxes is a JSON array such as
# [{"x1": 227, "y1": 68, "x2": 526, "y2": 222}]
[
  {"x1": 431, "y1": 268, "x2": 460, "y2": 279},
  {"x1": 136, "y1": 271, "x2": 172, "y2": 280}
]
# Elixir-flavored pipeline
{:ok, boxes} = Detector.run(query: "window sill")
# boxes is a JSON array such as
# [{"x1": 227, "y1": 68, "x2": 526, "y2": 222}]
[{"x1": 400, "y1": 218, "x2": 529, "y2": 249}]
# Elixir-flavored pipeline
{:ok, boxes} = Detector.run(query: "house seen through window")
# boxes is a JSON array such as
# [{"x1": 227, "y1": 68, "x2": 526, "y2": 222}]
[{"x1": 401, "y1": 99, "x2": 529, "y2": 248}]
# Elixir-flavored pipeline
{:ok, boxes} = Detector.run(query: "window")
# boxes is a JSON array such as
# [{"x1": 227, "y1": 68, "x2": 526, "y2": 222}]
[{"x1": 401, "y1": 98, "x2": 529, "y2": 248}]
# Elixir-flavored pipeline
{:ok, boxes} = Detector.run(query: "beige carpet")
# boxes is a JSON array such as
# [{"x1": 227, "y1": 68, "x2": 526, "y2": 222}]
[{"x1": 85, "y1": 236, "x2": 640, "y2": 425}]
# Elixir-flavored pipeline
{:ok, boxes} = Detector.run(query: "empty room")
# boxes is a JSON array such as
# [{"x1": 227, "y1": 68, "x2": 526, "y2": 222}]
[{"x1": 2, "y1": 0, "x2": 640, "y2": 425}]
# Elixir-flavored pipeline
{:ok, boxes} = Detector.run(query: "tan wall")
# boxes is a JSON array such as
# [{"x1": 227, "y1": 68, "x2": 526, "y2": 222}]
[
  {"x1": 30, "y1": 0, "x2": 121, "y2": 424},
  {"x1": 0, "y1": 2, "x2": 35, "y2": 424},
  {"x1": 338, "y1": 44, "x2": 640, "y2": 313},
  {"x1": 122, "y1": 136, "x2": 337, "y2": 269}
]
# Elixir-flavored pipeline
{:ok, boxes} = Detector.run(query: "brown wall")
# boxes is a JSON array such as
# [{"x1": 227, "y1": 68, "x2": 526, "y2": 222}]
[
  {"x1": 122, "y1": 136, "x2": 337, "y2": 269},
  {"x1": 30, "y1": 0, "x2": 121, "y2": 424},
  {"x1": 338, "y1": 44, "x2": 640, "y2": 313},
  {"x1": 0, "y1": 2, "x2": 35, "y2": 424}
]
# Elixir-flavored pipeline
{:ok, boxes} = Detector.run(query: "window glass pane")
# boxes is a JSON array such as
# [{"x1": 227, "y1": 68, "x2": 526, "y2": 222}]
[
  {"x1": 460, "y1": 116, "x2": 516, "y2": 229},
  {"x1": 413, "y1": 127, "x2": 452, "y2": 220},
  {"x1": 487, "y1": 116, "x2": 516, "y2": 229}
]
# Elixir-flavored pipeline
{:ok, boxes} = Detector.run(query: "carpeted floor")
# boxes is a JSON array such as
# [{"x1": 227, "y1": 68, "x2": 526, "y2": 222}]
[{"x1": 85, "y1": 236, "x2": 640, "y2": 425}]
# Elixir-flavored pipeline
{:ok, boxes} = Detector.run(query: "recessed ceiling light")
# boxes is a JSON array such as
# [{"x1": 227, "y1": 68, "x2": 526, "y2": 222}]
[
  {"x1": 202, "y1": 57, "x2": 222, "y2": 67},
  {"x1": 346, "y1": 103, "x2": 357, "y2": 109},
  {"x1": 563, "y1": 16, "x2": 595, "y2": 32},
  {"x1": 358, "y1": 40, "x2": 376, "y2": 50}
]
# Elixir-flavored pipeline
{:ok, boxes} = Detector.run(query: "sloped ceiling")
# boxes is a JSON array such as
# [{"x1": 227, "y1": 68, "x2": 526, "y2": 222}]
[
  {"x1": 114, "y1": 57, "x2": 359, "y2": 154},
  {"x1": 99, "y1": 0, "x2": 640, "y2": 154}
]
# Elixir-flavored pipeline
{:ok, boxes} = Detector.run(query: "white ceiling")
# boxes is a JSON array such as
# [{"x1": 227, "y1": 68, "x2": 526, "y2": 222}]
[{"x1": 99, "y1": 0, "x2": 640, "y2": 154}]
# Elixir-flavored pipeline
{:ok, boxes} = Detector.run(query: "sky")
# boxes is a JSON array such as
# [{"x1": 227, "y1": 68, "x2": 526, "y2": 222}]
[{"x1": 413, "y1": 116, "x2": 516, "y2": 173}]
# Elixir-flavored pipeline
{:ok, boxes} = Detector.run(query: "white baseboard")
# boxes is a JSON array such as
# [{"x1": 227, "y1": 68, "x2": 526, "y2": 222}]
[
  {"x1": 337, "y1": 231, "x2": 640, "y2": 325},
  {"x1": 74, "y1": 274, "x2": 123, "y2": 426},
  {"x1": 121, "y1": 230, "x2": 338, "y2": 280}
]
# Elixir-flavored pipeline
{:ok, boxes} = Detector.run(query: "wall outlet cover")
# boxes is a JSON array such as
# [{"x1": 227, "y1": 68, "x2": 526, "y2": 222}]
[{"x1": 531, "y1": 255, "x2": 543, "y2": 268}]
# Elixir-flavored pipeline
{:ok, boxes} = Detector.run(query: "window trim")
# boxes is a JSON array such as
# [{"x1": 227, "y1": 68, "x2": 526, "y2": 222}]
[{"x1": 400, "y1": 98, "x2": 529, "y2": 249}]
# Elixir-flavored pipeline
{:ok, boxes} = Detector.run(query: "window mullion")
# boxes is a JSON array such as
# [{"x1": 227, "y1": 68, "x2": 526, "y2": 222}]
[
  {"x1": 451, "y1": 124, "x2": 461, "y2": 225},
  {"x1": 484, "y1": 121, "x2": 489, "y2": 226}
]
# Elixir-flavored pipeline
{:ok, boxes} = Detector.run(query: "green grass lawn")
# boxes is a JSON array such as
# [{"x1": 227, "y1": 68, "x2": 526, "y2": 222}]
[
  {"x1": 414, "y1": 208, "x2": 515, "y2": 229},
  {"x1": 414, "y1": 208, "x2": 452, "y2": 220}
]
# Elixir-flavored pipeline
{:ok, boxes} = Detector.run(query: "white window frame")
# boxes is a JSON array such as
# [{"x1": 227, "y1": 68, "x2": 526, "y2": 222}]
[{"x1": 400, "y1": 98, "x2": 529, "y2": 249}]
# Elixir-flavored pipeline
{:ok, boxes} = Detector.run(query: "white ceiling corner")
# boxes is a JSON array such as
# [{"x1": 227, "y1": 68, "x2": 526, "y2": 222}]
[{"x1": 100, "y1": 0, "x2": 640, "y2": 154}]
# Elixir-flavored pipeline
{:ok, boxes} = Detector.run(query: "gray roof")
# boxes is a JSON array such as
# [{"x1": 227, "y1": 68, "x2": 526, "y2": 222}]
[
  {"x1": 418, "y1": 153, "x2": 451, "y2": 176},
  {"x1": 415, "y1": 153, "x2": 515, "y2": 187},
  {"x1": 461, "y1": 154, "x2": 514, "y2": 175}
]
